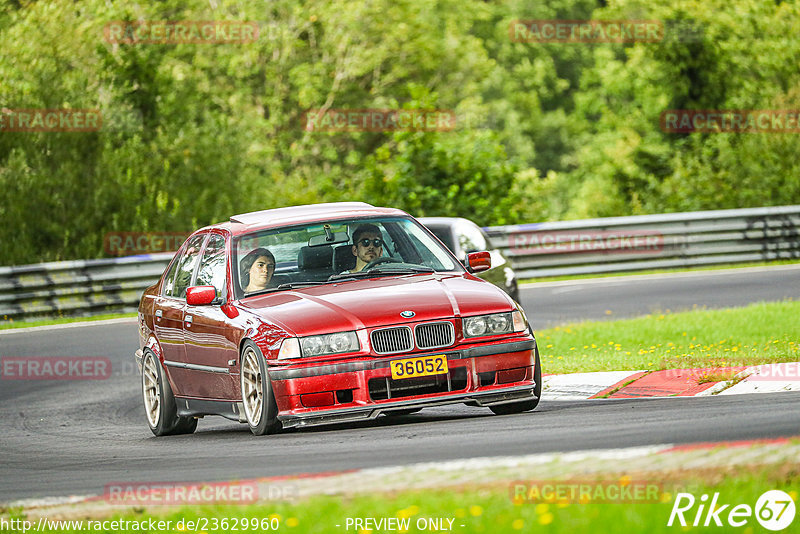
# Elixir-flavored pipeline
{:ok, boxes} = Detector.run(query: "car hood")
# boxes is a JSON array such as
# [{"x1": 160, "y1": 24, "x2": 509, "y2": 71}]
[{"x1": 238, "y1": 273, "x2": 513, "y2": 336}]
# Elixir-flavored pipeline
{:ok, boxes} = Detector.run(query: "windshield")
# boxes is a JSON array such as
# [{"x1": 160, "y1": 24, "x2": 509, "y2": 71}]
[{"x1": 233, "y1": 216, "x2": 461, "y2": 298}]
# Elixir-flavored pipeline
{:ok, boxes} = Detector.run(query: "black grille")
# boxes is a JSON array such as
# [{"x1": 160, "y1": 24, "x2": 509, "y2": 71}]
[
  {"x1": 371, "y1": 326, "x2": 413, "y2": 354},
  {"x1": 368, "y1": 367, "x2": 468, "y2": 401},
  {"x1": 415, "y1": 321, "x2": 454, "y2": 350}
]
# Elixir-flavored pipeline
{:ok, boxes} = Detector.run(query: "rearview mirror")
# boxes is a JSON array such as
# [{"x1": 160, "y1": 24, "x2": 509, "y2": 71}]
[
  {"x1": 186, "y1": 285, "x2": 217, "y2": 306},
  {"x1": 466, "y1": 251, "x2": 491, "y2": 273},
  {"x1": 308, "y1": 231, "x2": 350, "y2": 247}
]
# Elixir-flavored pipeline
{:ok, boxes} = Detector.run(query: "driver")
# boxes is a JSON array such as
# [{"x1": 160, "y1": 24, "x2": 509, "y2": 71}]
[{"x1": 348, "y1": 223, "x2": 385, "y2": 272}]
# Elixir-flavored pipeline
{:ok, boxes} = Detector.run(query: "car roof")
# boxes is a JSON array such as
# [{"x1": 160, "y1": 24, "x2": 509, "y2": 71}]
[{"x1": 200, "y1": 202, "x2": 411, "y2": 235}]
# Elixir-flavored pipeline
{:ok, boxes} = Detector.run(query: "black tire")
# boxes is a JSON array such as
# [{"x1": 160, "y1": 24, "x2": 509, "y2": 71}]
[
  {"x1": 489, "y1": 345, "x2": 542, "y2": 415},
  {"x1": 240, "y1": 340, "x2": 281, "y2": 436},
  {"x1": 141, "y1": 350, "x2": 197, "y2": 436}
]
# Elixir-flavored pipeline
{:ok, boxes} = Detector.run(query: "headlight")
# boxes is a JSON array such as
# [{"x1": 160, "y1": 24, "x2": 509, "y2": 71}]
[
  {"x1": 299, "y1": 331, "x2": 359, "y2": 357},
  {"x1": 463, "y1": 311, "x2": 526, "y2": 338}
]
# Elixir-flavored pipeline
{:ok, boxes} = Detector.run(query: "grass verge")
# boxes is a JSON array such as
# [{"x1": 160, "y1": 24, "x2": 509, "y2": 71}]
[
  {"x1": 0, "y1": 312, "x2": 136, "y2": 331},
  {"x1": 537, "y1": 300, "x2": 799, "y2": 374},
  {"x1": 7, "y1": 464, "x2": 798, "y2": 533}
]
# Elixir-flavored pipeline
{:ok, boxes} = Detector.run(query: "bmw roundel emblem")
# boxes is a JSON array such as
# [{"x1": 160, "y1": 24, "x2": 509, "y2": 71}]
[{"x1": 400, "y1": 310, "x2": 415, "y2": 318}]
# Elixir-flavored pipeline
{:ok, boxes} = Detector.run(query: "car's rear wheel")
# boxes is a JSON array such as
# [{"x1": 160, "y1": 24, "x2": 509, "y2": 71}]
[
  {"x1": 141, "y1": 350, "x2": 197, "y2": 436},
  {"x1": 489, "y1": 345, "x2": 542, "y2": 415},
  {"x1": 240, "y1": 341, "x2": 280, "y2": 436}
]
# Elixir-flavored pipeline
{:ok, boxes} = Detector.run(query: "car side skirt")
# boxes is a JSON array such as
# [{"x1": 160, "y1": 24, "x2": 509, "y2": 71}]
[{"x1": 174, "y1": 397, "x2": 247, "y2": 423}]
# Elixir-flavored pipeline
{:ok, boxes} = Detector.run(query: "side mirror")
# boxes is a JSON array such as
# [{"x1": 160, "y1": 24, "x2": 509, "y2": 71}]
[
  {"x1": 466, "y1": 251, "x2": 491, "y2": 273},
  {"x1": 186, "y1": 285, "x2": 217, "y2": 306}
]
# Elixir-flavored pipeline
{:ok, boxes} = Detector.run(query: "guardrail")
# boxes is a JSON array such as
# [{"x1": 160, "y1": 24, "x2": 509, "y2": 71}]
[
  {"x1": 1, "y1": 205, "x2": 799, "y2": 321},
  {"x1": 484, "y1": 205, "x2": 800, "y2": 278},
  {"x1": 0, "y1": 253, "x2": 172, "y2": 321}
]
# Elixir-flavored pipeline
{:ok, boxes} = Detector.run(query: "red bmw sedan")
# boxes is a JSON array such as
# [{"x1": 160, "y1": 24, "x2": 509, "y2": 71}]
[{"x1": 135, "y1": 203, "x2": 541, "y2": 436}]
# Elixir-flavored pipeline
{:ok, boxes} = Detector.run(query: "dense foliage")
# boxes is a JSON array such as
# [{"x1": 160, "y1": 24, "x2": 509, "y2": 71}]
[{"x1": 1, "y1": 0, "x2": 798, "y2": 264}]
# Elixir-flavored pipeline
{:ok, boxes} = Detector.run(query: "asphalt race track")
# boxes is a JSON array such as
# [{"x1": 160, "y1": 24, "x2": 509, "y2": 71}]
[
  {"x1": 522, "y1": 265, "x2": 800, "y2": 329},
  {"x1": 1, "y1": 266, "x2": 798, "y2": 503}
]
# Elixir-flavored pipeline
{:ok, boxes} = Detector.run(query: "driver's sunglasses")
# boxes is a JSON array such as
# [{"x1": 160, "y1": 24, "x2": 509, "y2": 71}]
[{"x1": 358, "y1": 238, "x2": 384, "y2": 248}]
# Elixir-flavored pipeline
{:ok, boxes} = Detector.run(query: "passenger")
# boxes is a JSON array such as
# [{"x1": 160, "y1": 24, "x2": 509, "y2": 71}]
[
  {"x1": 240, "y1": 248, "x2": 276, "y2": 293},
  {"x1": 348, "y1": 223, "x2": 385, "y2": 272}
]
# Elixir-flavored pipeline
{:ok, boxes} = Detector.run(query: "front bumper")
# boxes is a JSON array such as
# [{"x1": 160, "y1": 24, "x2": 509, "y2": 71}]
[{"x1": 270, "y1": 338, "x2": 538, "y2": 429}]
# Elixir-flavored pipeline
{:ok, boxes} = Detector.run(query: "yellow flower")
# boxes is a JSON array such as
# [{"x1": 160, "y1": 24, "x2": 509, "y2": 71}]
[
  {"x1": 286, "y1": 518, "x2": 299, "y2": 527},
  {"x1": 470, "y1": 505, "x2": 483, "y2": 517},
  {"x1": 538, "y1": 513, "x2": 554, "y2": 525},
  {"x1": 512, "y1": 519, "x2": 524, "y2": 530}
]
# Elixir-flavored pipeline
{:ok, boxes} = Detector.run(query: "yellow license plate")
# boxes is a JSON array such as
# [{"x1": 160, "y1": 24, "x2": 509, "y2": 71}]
[{"x1": 390, "y1": 354, "x2": 449, "y2": 380}]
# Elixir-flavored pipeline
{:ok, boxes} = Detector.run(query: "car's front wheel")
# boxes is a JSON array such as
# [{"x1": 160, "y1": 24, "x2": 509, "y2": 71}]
[
  {"x1": 240, "y1": 341, "x2": 280, "y2": 436},
  {"x1": 141, "y1": 350, "x2": 197, "y2": 436},
  {"x1": 489, "y1": 345, "x2": 542, "y2": 415}
]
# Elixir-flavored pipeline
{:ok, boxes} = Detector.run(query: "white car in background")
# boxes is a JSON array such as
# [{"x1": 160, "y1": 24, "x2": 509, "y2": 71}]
[{"x1": 419, "y1": 217, "x2": 520, "y2": 302}]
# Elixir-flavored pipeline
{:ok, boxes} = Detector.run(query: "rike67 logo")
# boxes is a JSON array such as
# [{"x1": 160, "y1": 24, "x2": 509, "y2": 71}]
[{"x1": 668, "y1": 490, "x2": 796, "y2": 530}]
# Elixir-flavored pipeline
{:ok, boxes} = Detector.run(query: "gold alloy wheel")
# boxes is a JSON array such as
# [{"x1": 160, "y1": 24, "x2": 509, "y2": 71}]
[
  {"x1": 241, "y1": 346, "x2": 264, "y2": 426},
  {"x1": 142, "y1": 352, "x2": 161, "y2": 427}
]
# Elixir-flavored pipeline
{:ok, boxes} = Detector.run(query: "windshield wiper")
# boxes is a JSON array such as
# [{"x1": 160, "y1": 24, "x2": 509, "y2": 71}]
[
  {"x1": 329, "y1": 266, "x2": 435, "y2": 282},
  {"x1": 245, "y1": 281, "x2": 330, "y2": 297}
]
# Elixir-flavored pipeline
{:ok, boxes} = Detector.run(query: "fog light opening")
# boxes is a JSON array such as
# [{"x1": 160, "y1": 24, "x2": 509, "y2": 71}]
[
  {"x1": 478, "y1": 371, "x2": 496, "y2": 387},
  {"x1": 335, "y1": 389, "x2": 354, "y2": 404}
]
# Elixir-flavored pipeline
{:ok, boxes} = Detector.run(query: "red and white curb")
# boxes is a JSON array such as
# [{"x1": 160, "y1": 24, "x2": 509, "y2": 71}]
[{"x1": 543, "y1": 362, "x2": 800, "y2": 400}]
